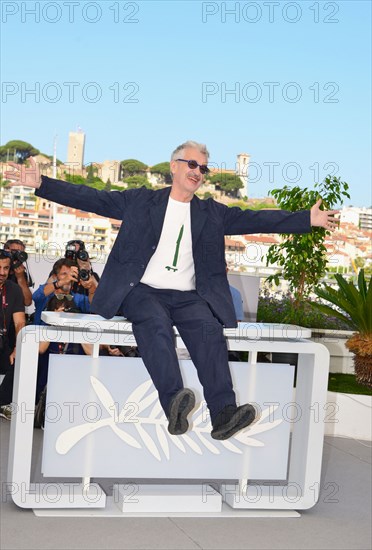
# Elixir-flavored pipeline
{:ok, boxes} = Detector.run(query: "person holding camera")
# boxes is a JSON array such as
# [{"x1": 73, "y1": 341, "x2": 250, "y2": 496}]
[
  {"x1": 0, "y1": 249, "x2": 26, "y2": 420},
  {"x1": 32, "y1": 258, "x2": 97, "y2": 325},
  {"x1": 34, "y1": 294, "x2": 94, "y2": 427},
  {"x1": 64, "y1": 240, "x2": 100, "y2": 296},
  {"x1": 4, "y1": 240, "x2": 32, "y2": 307}
]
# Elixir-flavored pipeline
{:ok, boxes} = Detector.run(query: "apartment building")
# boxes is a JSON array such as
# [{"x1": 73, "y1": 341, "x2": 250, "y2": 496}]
[{"x1": 340, "y1": 206, "x2": 372, "y2": 230}]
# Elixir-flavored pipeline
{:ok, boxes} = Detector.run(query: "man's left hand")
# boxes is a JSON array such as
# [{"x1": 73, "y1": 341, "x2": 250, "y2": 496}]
[
  {"x1": 310, "y1": 199, "x2": 339, "y2": 230},
  {"x1": 9, "y1": 349, "x2": 16, "y2": 366}
]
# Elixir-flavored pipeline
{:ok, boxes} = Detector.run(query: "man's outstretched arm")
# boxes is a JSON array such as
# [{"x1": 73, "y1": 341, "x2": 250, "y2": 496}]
[
  {"x1": 4, "y1": 158, "x2": 129, "y2": 220},
  {"x1": 223, "y1": 198, "x2": 339, "y2": 235}
]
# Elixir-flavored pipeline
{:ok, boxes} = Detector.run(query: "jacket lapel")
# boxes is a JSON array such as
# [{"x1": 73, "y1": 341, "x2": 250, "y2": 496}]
[
  {"x1": 191, "y1": 195, "x2": 208, "y2": 246},
  {"x1": 150, "y1": 187, "x2": 172, "y2": 243}
]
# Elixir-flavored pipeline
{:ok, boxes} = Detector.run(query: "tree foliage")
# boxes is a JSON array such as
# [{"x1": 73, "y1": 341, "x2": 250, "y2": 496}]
[
  {"x1": 120, "y1": 159, "x2": 148, "y2": 177},
  {"x1": 64, "y1": 173, "x2": 86, "y2": 185},
  {"x1": 209, "y1": 173, "x2": 244, "y2": 197},
  {"x1": 124, "y1": 175, "x2": 152, "y2": 189},
  {"x1": 63, "y1": 172, "x2": 106, "y2": 190},
  {"x1": 202, "y1": 191, "x2": 215, "y2": 200},
  {"x1": 313, "y1": 269, "x2": 372, "y2": 387},
  {"x1": 0, "y1": 140, "x2": 40, "y2": 163},
  {"x1": 227, "y1": 200, "x2": 278, "y2": 211},
  {"x1": 150, "y1": 162, "x2": 172, "y2": 184},
  {"x1": 86, "y1": 164, "x2": 95, "y2": 183},
  {"x1": 0, "y1": 174, "x2": 10, "y2": 188},
  {"x1": 313, "y1": 270, "x2": 371, "y2": 334},
  {"x1": 265, "y1": 176, "x2": 350, "y2": 315}
]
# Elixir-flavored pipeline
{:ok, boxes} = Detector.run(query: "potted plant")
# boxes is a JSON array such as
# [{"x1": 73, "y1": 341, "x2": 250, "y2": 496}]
[
  {"x1": 263, "y1": 175, "x2": 350, "y2": 366},
  {"x1": 265, "y1": 176, "x2": 350, "y2": 317},
  {"x1": 312, "y1": 269, "x2": 372, "y2": 388}
]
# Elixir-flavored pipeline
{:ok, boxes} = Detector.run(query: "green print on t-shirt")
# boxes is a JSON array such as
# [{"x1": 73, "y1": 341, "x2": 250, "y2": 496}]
[{"x1": 165, "y1": 224, "x2": 184, "y2": 272}]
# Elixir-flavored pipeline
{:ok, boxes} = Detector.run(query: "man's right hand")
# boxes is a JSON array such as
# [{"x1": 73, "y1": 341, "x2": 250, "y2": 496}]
[
  {"x1": 13, "y1": 263, "x2": 27, "y2": 281},
  {"x1": 4, "y1": 157, "x2": 41, "y2": 188}
]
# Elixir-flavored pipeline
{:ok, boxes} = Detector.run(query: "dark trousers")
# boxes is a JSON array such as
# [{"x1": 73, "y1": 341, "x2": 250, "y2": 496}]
[
  {"x1": 0, "y1": 349, "x2": 13, "y2": 406},
  {"x1": 121, "y1": 284, "x2": 236, "y2": 421}
]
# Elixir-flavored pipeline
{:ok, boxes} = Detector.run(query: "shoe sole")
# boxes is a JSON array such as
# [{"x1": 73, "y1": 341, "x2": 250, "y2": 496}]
[
  {"x1": 211, "y1": 404, "x2": 256, "y2": 440},
  {"x1": 168, "y1": 389, "x2": 196, "y2": 435}
]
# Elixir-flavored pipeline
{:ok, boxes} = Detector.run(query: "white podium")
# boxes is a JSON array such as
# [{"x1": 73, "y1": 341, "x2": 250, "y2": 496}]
[{"x1": 7, "y1": 314, "x2": 330, "y2": 516}]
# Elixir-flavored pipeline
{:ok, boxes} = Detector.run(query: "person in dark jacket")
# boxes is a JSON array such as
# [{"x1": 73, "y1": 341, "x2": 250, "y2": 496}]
[
  {"x1": 5, "y1": 141, "x2": 339, "y2": 439},
  {"x1": 0, "y1": 249, "x2": 26, "y2": 420}
]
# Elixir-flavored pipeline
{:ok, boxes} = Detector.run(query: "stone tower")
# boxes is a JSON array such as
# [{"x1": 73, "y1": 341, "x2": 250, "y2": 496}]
[
  {"x1": 67, "y1": 129, "x2": 85, "y2": 172},
  {"x1": 236, "y1": 153, "x2": 250, "y2": 197}
]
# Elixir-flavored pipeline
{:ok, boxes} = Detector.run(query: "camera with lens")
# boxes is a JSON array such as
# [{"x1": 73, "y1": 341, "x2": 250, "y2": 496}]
[
  {"x1": 124, "y1": 346, "x2": 140, "y2": 358},
  {"x1": 78, "y1": 268, "x2": 92, "y2": 282},
  {"x1": 64, "y1": 306, "x2": 81, "y2": 314},
  {"x1": 65, "y1": 246, "x2": 89, "y2": 262},
  {"x1": 10, "y1": 250, "x2": 28, "y2": 269}
]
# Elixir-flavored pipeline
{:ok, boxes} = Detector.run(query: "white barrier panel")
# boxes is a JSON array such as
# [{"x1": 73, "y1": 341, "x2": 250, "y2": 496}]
[
  {"x1": 8, "y1": 316, "x2": 329, "y2": 514},
  {"x1": 42, "y1": 357, "x2": 294, "y2": 480}
]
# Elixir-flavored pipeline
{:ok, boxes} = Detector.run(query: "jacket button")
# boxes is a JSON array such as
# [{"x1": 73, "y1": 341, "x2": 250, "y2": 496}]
[
  {"x1": 129, "y1": 282, "x2": 134, "y2": 287},
  {"x1": 152, "y1": 245, "x2": 156, "y2": 250},
  {"x1": 141, "y1": 264, "x2": 145, "y2": 268}
]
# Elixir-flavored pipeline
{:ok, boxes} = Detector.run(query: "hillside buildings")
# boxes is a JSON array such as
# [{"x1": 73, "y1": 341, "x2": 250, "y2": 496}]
[
  {"x1": 340, "y1": 206, "x2": 372, "y2": 231},
  {"x1": 0, "y1": 131, "x2": 369, "y2": 273},
  {"x1": 1, "y1": 184, "x2": 370, "y2": 275}
]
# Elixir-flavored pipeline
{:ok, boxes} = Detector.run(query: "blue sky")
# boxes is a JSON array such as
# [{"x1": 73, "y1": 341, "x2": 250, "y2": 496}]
[{"x1": 1, "y1": 0, "x2": 371, "y2": 206}]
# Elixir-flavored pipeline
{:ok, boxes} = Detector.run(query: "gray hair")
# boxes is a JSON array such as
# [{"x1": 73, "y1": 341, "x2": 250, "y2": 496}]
[{"x1": 171, "y1": 140, "x2": 210, "y2": 161}]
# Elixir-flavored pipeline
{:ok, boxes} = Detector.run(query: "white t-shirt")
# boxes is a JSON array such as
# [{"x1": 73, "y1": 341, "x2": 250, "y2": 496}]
[{"x1": 140, "y1": 197, "x2": 195, "y2": 290}]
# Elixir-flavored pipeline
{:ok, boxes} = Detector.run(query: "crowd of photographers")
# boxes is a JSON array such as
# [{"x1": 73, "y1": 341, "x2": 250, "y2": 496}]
[{"x1": 0, "y1": 238, "x2": 112, "y2": 422}]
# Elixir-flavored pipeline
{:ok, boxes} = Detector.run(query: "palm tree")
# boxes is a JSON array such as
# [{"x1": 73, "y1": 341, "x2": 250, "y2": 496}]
[{"x1": 313, "y1": 270, "x2": 372, "y2": 388}]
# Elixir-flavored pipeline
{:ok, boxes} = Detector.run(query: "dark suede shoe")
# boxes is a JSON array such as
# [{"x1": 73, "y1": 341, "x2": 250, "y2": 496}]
[
  {"x1": 167, "y1": 388, "x2": 196, "y2": 435},
  {"x1": 211, "y1": 404, "x2": 256, "y2": 440}
]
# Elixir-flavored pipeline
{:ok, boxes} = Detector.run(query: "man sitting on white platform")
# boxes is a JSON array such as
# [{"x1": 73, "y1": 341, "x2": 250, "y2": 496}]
[{"x1": 5, "y1": 141, "x2": 339, "y2": 440}]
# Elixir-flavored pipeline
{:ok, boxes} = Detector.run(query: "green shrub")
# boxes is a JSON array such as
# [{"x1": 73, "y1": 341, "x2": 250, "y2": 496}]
[{"x1": 257, "y1": 290, "x2": 353, "y2": 330}]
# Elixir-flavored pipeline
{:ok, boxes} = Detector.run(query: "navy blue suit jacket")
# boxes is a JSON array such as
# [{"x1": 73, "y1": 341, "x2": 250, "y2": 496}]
[{"x1": 36, "y1": 177, "x2": 311, "y2": 327}]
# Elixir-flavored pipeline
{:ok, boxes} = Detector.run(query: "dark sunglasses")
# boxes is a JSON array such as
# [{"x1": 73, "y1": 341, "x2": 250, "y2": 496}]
[
  {"x1": 176, "y1": 158, "x2": 210, "y2": 175},
  {"x1": 55, "y1": 294, "x2": 74, "y2": 301}
]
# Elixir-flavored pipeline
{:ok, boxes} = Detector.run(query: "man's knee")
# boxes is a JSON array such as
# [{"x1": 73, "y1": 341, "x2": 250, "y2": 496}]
[
  {"x1": 201, "y1": 319, "x2": 225, "y2": 343},
  {"x1": 133, "y1": 311, "x2": 173, "y2": 333}
]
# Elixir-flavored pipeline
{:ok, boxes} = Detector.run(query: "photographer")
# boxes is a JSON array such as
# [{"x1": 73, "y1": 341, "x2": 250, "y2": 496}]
[
  {"x1": 64, "y1": 240, "x2": 100, "y2": 296},
  {"x1": 34, "y1": 295, "x2": 93, "y2": 426},
  {"x1": 4, "y1": 240, "x2": 32, "y2": 307},
  {"x1": 0, "y1": 249, "x2": 26, "y2": 421},
  {"x1": 32, "y1": 258, "x2": 97, "y2": 325}
]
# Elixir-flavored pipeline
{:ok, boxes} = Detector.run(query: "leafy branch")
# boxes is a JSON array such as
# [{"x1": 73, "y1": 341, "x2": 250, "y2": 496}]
[{"x1": 265, "y1": 176, "x2": 350, "y2": 316}]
